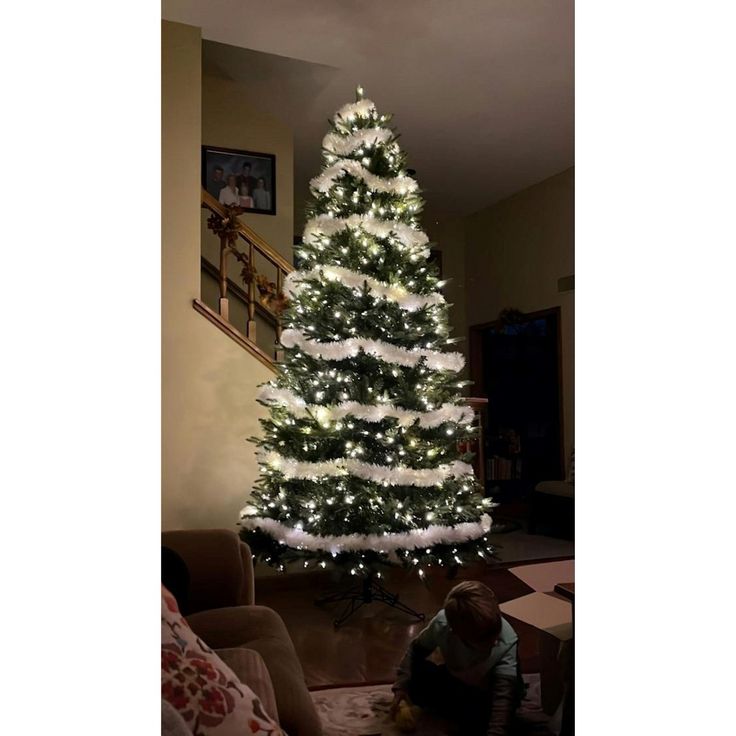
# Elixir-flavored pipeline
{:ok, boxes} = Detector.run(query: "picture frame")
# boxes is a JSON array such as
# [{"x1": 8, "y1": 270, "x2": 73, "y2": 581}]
[{"x1": 202, "y1": 145, "x2": 276, "y2": 216}]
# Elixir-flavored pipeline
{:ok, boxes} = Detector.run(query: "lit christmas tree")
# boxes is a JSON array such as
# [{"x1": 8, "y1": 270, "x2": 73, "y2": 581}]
[{"x1": 240, "y1": 88, "x2": 494, "y2": 577}]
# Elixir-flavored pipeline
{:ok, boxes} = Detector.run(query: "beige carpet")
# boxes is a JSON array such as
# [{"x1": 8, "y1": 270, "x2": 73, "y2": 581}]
[{"x1": 310, "y1": 674, "x2": 545, "y2": 736}]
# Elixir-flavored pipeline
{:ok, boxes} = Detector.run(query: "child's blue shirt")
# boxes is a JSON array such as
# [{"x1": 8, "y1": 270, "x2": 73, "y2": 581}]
[{"x1": 415, "y1": 609, "x2": 519, "y2": 687}]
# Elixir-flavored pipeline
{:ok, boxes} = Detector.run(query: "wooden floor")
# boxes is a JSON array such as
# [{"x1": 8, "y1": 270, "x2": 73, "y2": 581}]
[{"x1": 256, "y1": 557, "x2": 570, "y2": 710}]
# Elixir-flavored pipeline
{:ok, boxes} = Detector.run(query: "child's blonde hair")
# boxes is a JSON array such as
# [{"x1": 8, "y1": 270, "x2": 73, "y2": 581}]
[{"x1": 444, "y1": 581, "x2": 502, "y2": 639}]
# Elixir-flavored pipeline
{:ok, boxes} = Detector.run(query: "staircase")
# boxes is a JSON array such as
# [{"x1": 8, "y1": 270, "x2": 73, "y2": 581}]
[
  {"x1": 196, "y1": 189, "x2": 292, "y2": 370},
  {"x1": 194, "y1": 191, "x2": 489, "y2": 485}
]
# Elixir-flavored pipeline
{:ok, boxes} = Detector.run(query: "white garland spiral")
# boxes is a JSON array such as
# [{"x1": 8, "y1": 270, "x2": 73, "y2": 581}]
[
  {"x1": 285, "y1": 266, "x2": 445, "y2": 312},
  {"x1": 303, "y1": 213, "x2": 430, "y2": 256},
  {"x1": 310, "y1": 159, "x2": 418, "y2": 196},
  {"x1": 258, "y1": 385, "x2": 475, "y2": 428},
  {"x1": 334, "y1": 98, "x2": 376, "y2": 121},
  {"x1": 280, "y1": 328, "x2": 465, "y2": 373},
  {"x1": 323, "y1": 128, "x2": 393, "y2": 156},
  {"x1": 259, "y1": 450, "x2": 474, "y2": 487},
  {"x1": 238, "y1": 514, "x2": 493, "y2": 554}
]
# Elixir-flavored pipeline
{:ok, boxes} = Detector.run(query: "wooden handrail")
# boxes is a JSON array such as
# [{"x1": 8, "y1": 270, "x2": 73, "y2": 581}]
[
  {"x1": 202, "y1": 190, "x2": 293, "y2": 274},
  {"x1": 200, "y1": 257, "x2": 282, "y2": 325},
  {"x1": 198, "y1": 188, "x2": 293, "y2": 363}
]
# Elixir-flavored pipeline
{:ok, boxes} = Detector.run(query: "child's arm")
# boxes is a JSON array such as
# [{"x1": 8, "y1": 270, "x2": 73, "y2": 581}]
[
  {"x1": 485, "y1": 641, "x2": 520, "y2": 736},
  {"x1": 392, "y1": 614, "x2": 442, "y2": 693},
  {"x1": 390, "y1": 637, "x2": 434, "y2": 718},
  {"x1": 485, "y1": 674, "x2": 518, "y2": 736},
  {"x1": 393, "y1": 639, "x2": 435, "y2": 693}
]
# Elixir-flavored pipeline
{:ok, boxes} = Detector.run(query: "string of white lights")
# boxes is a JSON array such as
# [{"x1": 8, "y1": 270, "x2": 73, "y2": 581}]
[
  {"x1": 258, "y1": 450, "x2": 474, "y2": 487},
  {"x1": 322, "y1": 128, "x2": 393, "y2": 156},
  {"x1": 310, "y1": 159, "x2": 418, "y2": 195},
  {"x1": 280, "y1": 328, "x2": 465, "y2": 372},
  {"x1": 258, "y1": 385, "x2": 475, "y2": 428},
  {"x1": 238, "y1": 514, "x2": 493, "y2": 554},
  {"x1": 303, "y1": 213, "x2": 430, "y2": 256},
  {"x1": 285, "y1": 266, "x2": 445, "y2": 312}
]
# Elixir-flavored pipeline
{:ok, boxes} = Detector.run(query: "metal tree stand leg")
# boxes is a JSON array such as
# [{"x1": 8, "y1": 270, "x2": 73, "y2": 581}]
[{"x1": 315, "y1": 572, "x2": 426, "y2": 628}]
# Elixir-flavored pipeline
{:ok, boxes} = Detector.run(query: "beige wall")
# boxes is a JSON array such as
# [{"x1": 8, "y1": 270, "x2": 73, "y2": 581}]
[
  {"x1": 424, "y1": 218, "x2": 469, "y2": 383},
  {"x1": 162, "y1": 20, "x2": 274, "y2": 531},
  {"x1": 201, "y1": 75, "x2": 294, "y2": 263},
  {"x1": 464, "y1": 168, "x2": 575, "y2": 459}
]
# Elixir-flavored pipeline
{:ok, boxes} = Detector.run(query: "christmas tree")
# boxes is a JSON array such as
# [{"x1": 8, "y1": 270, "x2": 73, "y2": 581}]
[{"x1": 240, "y1": 88, "x2": 494, "y2": 576}]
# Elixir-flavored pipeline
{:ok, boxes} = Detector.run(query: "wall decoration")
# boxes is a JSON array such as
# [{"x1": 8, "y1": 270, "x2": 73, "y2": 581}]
[
  {"x1": 428, "y1": 249, "x2": 443, "y2": 280},
  {"x1": 202, "y1": 145, "x2": 276, "y2": 216}
]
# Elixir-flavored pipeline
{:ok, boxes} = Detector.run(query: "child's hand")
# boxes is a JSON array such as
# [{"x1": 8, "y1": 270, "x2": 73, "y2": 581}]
[
  {"x1": 391, "y1": 694, "x2": 419, "y2": 733},
  {"x1": 390, "y1": 690, "x2": 409, "y2": 718}
]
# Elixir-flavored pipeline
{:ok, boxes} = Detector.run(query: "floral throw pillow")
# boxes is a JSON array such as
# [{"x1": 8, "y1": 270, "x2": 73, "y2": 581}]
[{"x1": 161, "y1": 585, "x2": 284, "y2": 736}]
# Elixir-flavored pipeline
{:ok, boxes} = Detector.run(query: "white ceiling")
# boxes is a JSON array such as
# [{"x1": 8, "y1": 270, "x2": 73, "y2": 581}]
[{"x1": 163, "y1": 0, "x2": 574, "y2": 224}]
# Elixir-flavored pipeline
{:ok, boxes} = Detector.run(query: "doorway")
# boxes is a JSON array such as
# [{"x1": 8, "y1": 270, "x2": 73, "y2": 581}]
[{"x1": 469, "y1": 308, "x2": 564, "y2": 502}]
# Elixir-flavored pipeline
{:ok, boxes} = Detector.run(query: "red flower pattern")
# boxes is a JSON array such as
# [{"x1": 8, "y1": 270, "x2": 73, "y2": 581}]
[
  {"x1": 161, "y1": 585, "x2": 283, "y2": 735},
  {"x1": 198, "y1": 686, "x2": 227, "y2": 716},
  {"x1": 189, "y1": 657, "x2": 219, "y2": 682},
  {"x1": 162, "y1": 649, "x2": 180, "y2": 672},
  {"x1": 162, "y1": 680, "x2": 190, "y2": 711}
]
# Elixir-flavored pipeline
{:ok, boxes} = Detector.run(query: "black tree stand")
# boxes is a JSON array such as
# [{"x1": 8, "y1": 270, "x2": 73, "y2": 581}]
[{"x1": 315, "y1": 571, "x2": 426, "y2": 628}]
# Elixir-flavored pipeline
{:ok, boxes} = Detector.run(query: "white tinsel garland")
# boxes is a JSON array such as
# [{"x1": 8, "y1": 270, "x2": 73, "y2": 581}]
[
  {"x1": 279, "y1": 329, "x2": 465, "y2": 373},
  {"x1": 238, "y1": 514, "x2": 493, "y2": 554},
  {"x1": 258, "y1": 385, "x2": 475, "y2": 428},
  {"x1": 259, "y1": 450, "x2": 474, "y2": 487},
  {"x1": 322, "y1": 128, "x2": 393, "y2": 156},
  {"x1": 334, "y1": 98, "x2": 376, "y2": 121},
  {"x1": 285, "y1": 266, "x2": 445, "y2": 312},
  {"x1": 303, "y1": 213, "x2": 430, "y2": 257},
  {"x1": 310, "y1": 159, "x2": 418, "y2": 196}
]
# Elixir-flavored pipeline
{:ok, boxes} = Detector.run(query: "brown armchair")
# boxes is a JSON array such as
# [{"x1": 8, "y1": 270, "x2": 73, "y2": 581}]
[
  {"x1": 162, "y1": 528, "x2": 255, "y2": 612},
  {"x1": 162, "y1": 529, "x2": 322, "y2": 736}
]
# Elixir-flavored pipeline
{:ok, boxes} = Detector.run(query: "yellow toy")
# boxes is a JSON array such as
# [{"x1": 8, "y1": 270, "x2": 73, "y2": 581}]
[{"x1": 394, "y1": 699, "x2": 420, "y2": 733}]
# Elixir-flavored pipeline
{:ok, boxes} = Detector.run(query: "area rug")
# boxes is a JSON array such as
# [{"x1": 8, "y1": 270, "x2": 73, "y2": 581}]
[{"x1": 311, "y1": 674, "x2": 545, "y2": 736}]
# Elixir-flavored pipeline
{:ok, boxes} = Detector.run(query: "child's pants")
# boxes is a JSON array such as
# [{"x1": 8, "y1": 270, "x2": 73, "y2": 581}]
[{"x1": 406, "y1": 658, "x2": 494, "y2": 735}]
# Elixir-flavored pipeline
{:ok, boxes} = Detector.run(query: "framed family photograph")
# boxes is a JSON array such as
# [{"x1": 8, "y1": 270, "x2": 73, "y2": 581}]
[{"x1": 202, "y1": 145, "x2": 276, "y2": 216}]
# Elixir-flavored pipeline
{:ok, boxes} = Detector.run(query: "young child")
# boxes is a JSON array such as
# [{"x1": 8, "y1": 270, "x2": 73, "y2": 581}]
[{"x1": 391, "y1": 580, "x2": 523, "y2": 735}]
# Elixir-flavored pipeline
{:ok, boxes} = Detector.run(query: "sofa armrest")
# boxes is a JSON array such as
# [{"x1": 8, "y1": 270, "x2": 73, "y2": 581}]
[
  {"x1": 186, "y1": 606, "x2": 322, "y2": 736},
  {"x1": 161, "y1": 529, "x2": 252, "y2": 613},
  {"x1": 215, "y1": 647, "x2": 279, "y2": 725},
  {"x1": 239, "y1": 540, "x2": 256, "y2": 605}
]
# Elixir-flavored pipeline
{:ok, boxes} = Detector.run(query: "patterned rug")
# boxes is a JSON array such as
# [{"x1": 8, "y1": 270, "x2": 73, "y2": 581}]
[{"x1": 310, "y1": 674, "x2": 546, "y2": 736}]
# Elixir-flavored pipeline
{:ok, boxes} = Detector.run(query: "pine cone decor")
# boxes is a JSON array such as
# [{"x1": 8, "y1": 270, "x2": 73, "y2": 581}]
[
  {"x1": 240, "y1": 263, "x2": 256, "y2": 285},
  {"x1": 231, "y1": 250, "x2": 256, "y2": 285},
  {"x1": 206, "y1": 212, "x2": 223, "y2": 233},
  {"x1": 207, "y1": 209, "x2": 241, "y2": 246},
  {"x1": 497, "y1": 308, "x2": 525, "y2": 328},
  {"x1": 270, "y1": 291, "x2": 290, "y2": 315},
  {"x1": 255, "y1": 274, "x2": 289, "y2": 313},
  {"x1": 256, "y1": 274, "x2": 277, "y2": 301}
]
